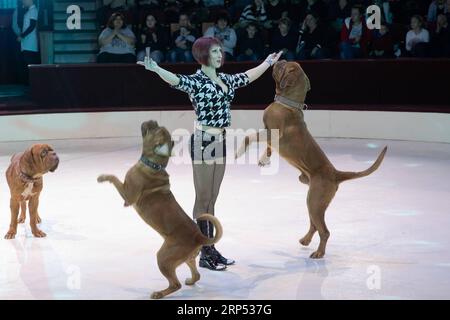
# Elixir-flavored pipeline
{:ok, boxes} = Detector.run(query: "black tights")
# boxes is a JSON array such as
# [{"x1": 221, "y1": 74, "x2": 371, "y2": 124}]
[{"x1": 192, "y1": 159, "x2": 226, "y2": 221}]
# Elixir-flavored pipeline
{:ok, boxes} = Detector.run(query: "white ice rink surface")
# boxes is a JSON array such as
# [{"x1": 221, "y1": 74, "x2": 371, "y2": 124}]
[{"x1": 0, "y1": 136, "x2": 449, "y2": 300}]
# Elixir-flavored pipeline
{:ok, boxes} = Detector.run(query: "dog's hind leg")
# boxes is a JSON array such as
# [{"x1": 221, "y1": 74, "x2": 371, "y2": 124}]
[
  {"x1": 185, "y1": 256, "x2": 201, "y2": 286},
  {"x1": 299, "y1": 217, "x2": 316, "y2": 246},
  {"x1": 151, "y1": 242, "x2": 183, "y2": 299},
  {"x1": 18, "y1": 201, "x2": 26, "y2": 223},
  {"x1": 306, "y1": 178, "x2": 337, "y2": 259}
]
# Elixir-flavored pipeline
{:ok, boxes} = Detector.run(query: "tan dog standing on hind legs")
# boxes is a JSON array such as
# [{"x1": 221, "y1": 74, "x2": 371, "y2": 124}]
[
  {"x1": 97, "y1": 120, "x2": 224, "y2": 299},
  {"x1": 4, "y1": 144, "x2": 59, "y2": 239},
  {"x1": 236, "y1": 60, "x2": 387, "y2": 259}
]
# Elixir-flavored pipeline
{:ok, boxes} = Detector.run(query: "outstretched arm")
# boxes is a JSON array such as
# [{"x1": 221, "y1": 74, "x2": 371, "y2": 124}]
[
  {"x1": 245, "y1": 51, "x2": 283, "y2": 83},
  {"x1": 137, "y1": 57, "x2": 180, "y2": 86}
]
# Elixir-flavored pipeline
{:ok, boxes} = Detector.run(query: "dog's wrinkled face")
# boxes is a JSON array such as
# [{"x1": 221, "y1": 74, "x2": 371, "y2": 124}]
[
  {"x1": 141, "y1": 120, "x2": 174, "y2": 158},
  {"x1": 22, "y1": 144, "x2": 59, "y2": 174},
  {"x1": 273, "y1": 60, "x2": 311, "y2": 94}
]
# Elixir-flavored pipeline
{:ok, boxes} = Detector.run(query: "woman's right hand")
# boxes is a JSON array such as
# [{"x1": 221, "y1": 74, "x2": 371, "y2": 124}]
[{"x1": 137, "y1": 56, "x2": 158, "y2": 72}]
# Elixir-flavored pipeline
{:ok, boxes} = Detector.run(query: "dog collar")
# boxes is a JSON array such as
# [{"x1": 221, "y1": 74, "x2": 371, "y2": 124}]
[
  {"x1": 19, "y1": 171, "x2": 40, "y2": 183},
  {"x1": 139, "y1": 155, "x2": 166, "y2": 171},
  {"x1": 274, "y1": 95, "x2": 308, "y2": 111}
]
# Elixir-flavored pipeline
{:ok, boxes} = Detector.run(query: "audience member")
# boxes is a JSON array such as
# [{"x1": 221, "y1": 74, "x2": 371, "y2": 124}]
[
  {"x1": 239, "y1": 0, "x2": 268, "y2": 29},
  {"x1": 98, "y1": 12, "x2": 136, "y2": 63},
  {"x1": 296, "y1": 13, "x2": 331, "y2": 60},
  {"x1": 204, "y1": 13, "x2": 237, "y2": 60},
  {"x1": 427, "y1": 0, "x2": 448, "y2": 23},
  {"x1": 264, "y1": 0, "x2": 289, "y2": 30},
  {"x1": 405, "y1": 14, "x2": 430, "y2": 57},
  {"x1": 270, "y1": 17, "x2": 297, "y2": 60},
  {"x1": 430, "y1": 13, "x2": 450, "y2": 56},
  {"x1": 136, "y1": 14, "x2": 168, "y2": 62},
  {"x1": 369, "y1": 23, "x2": 394, "y2": 58},
  {"x1": 168, "y1": 13, "x2": 199, "y2": 62},
  {"x1": 236, "y1": 22, "x2": 264, "y2": 61},
  {"x1": 339, "y1": 5, "x2": 371, "y2": 59},
  {"x1": 12, "y1": 0, "x2": 39, "y2": 84}
]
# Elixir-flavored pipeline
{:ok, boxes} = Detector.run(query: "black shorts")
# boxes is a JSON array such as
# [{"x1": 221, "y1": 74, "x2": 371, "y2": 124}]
[{"x1": 190, "y1": 129, "x2": 226, "y2": 162}]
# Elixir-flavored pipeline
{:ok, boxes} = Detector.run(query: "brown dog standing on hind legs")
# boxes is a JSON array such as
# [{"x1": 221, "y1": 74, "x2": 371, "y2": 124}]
[
  {"x1": 97, "y1": 120, "x2": 223, "y2": 299},
  {"x1": 235, "y1": 60, "x2": 387, "y2": 259},
  {"x1": 4, "y1": 144, "x2": 59, "y2": 239}
]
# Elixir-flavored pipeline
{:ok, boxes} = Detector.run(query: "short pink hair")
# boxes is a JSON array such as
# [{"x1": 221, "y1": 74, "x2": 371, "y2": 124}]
[{"x1": 192, "y1": 36, "x2": 225, "y2": 66}]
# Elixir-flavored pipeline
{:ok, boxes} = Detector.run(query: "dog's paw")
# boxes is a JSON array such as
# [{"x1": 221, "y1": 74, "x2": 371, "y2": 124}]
[
  {"x1": 310, "y1": 250, "x2": 325, "y2": 259},
  {"x1": 299, "y1": 237, "x2": 312, "y2": 246},
  {"x1": 185, "y1": 277, "x2": 200, "y2": 286},
  {"x1": 18, "y1": 215, "x2": 26, "y2": 224},
  {"x1": 4, "y1": 230, "x2": 16, "y2": 240},
  {"x1": 32, "y1": 229, "x2": 47, "y2": 238},
  {"x1": 258, "y1": 157, "x2": 271, "y2": 167},
  {"x1": 97, "y1": 174, "x2": 112, "y2": 183},
  {"x1": 150, "y1": 291, "x2": 164, "y2": 299}
]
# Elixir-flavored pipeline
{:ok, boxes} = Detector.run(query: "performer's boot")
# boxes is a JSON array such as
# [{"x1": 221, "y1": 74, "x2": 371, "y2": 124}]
[
  {"x1": 197, "y1": 220, "x2": 226, "y2": 271},
  {"x1": 207, "y1": 221, "x2": 236, "y2": 266}
]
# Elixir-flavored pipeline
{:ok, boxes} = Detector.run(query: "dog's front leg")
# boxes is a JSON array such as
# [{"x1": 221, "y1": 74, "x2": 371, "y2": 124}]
[
  {"x1": 4, "y1": 198, "x2": 20, "y2": 239},
  {"x1": 258, "y1": 145, "x2": 272, "y2": 167},
  {"x1": 97, "y1": 174, "x2": 136, "y2": 207},
  {"x1": 28, "y1": 195, "x2": 46, "y2": 238}
]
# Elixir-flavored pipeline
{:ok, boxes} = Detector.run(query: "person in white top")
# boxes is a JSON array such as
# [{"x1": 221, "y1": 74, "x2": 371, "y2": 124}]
[
  {"x1": 12, "y1": 0, "x2": 39, "y2": 84},
  {"x1": 405, "y1": 15, "x2": 430, "y2": 57},
  {"x1": 204, "y1": 13, "x2": 237, "y2": 60}
]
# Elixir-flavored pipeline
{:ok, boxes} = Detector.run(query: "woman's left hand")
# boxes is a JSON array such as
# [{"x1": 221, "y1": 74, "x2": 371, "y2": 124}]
[{"x1": 264, "y1": 50, "x2": 283, "y2": 67}]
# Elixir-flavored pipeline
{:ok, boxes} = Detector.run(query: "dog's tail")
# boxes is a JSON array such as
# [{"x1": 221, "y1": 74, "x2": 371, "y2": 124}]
[
  {"x1": 196, "y1": 214, "x2": 223, "y2": 246},
  {"x1": 335, "y1": 146, "x2": 388, "y2": 183}
]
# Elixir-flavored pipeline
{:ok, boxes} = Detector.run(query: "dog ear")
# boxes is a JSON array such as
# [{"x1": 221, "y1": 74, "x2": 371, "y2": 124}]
[
  {"x1": 141, "y1": 120, "x2": 158, "y2": 137},
  {"x1": 305, "y1": 74, "x2": 311, "y2": 91},
  {"x1": 19, "y1": 146, "x2": 38, "y2": 174},
  {"x1": 279, "y1": 72, "x2": 296, "y2": 90}
]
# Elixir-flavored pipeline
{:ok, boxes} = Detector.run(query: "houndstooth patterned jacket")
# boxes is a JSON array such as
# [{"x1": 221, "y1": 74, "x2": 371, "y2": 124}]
[{"x1": 171, "y1": 69, "x2": 250, "y2": 128}]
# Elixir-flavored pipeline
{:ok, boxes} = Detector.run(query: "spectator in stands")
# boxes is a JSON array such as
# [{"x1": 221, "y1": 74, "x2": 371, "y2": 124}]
[
  {"x1": 447, "y1": 0, "x2": 450, "y2": 21},
  {"x1": 270, "y1": 17, "x2": 297, "y2": 61},
  {"x1": 427, "y1": 0, "x2": 448, "y2": 23},
  {"x1": 137, "y1": 0, "x2": 160, "y2": 12},
  {"x1": 228, "y1": 0, "x2": 253, "y2": 24},
  {"x1": 98, "y1": 12, "x2": 137, "y2": 63},
  {"x1": 168, "y1": 13, "x2": 198, "y2": 62},
  {"x1": 236, "y1": 22, "x2": 264, "y2": 61},
  {"x1": 163, "y1": 0, "x2": 183, "y2": 24},
  {"x1": 136, "y1": 14, "x2": 168, "y2": 63},
  {"x1": 98, "y1": 0, "x2": 136, "y2": 28},
  {"x1": 369, "y1": 23, "x2": 394, "y2": 58},
  {"x1": 168, "y1": 26, "x2": 197, "y2": 62},
  {"x1": 296, "y1": 12, "x2": 330, "y2": 60},
  {"x1": 406, "y1": 14, "x2": 430, "y2": 57},
  {"x1": 264, "y1": 0, "x2": 289, "y2": 30},
  {"x1": 339, "y1": 5, "x2": 371, "y2": 59},
  {"x1": 430, "y1": 13, "x2": 450, "y2": 57},
  {"x1": 239, "y1": 0, "x2": 268, "y2": 29},
  {"x1": 289, "y1": 0, "x2": 327, "y2": 24},
  {"x1": 182, "y1": 0, "x2": 209, "y2": 26},
  {"x1": 204, "y1": 13, "x2": 237, "y2": 61},
  {"x1": 328, "y1": 0, "x2": 352, "y2": 32},
  {"x1": 12, "y1": 0, "x2": 39, "y2": 85},
  {"x1": 371, "y1": 0, "x2": 393, "y2": 24}
]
